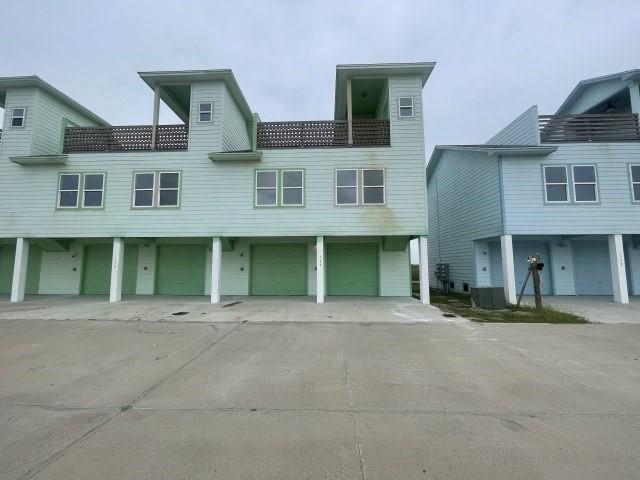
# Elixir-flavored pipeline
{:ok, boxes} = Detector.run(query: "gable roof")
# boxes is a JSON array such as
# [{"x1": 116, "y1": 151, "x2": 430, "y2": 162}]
[
  {"x1": 0, "y1": 76, "x2": 109, "y2": 126},
  {"x1": 556, "y1": 69, "x2": 640, "y2": 114}
]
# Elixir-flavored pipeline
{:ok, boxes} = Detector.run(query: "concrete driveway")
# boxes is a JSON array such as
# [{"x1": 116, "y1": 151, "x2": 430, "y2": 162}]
[{"x1": 1, "y1": 310, "x2": 639, "y2": 479}]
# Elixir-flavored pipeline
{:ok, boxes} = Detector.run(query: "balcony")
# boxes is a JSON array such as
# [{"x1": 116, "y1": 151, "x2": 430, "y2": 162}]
[
  {"x1": 256, "y1": 119, "x2": 390, "y2": 149},
  {"x1": 539, "y1": 113, "x2": 640, "y2": 143},
  {"x1": 63, "y1": 124, "x2": 188, "y2": 153}
]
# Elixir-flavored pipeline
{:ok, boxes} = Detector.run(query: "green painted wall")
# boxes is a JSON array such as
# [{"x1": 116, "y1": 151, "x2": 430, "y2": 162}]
[
  {"x1": 0, "y1": 245, "x2": 15, "y2": 294},
  {"x1": 81, "y1": 244, "x2": 112, "y2": 294},
  {"x1": 122, "y1": 244, "x2": 138, "y2": 295},
  {"x1": 25, "y1": 244, "x2": 42, "y2": 294},
  {"x1": 250, "y1": 244, "x2": 307, "y2": 295},
  {"x1": 156, "y1": 245, "x2": 206, "y2": 295},
  {"x1": 326, "y1": 243, "x2": 379, "y2": 296}
]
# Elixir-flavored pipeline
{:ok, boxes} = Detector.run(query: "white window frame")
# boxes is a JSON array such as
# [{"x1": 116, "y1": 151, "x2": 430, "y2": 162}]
[
  {"x1": 157, "y1": 171, "x2": 181, "y2": 208},
  {"x1": 81, "y1": 173, "x2": 106, "y2": 209},
  {"x1": 281, "y1": 169, "x2": 304, "y2": 207},
  {"x1": 198, "y1": 102, "x2": 213, "y2": 122},
  {"x1": 255, "y1": 170, "x2": 279, "y2": 207},
  {"x1": 58, "y1": 173, "x2": 81, "y2": 209},
  {"x1": 11, "y1": 107, "x2": 26, "y2": 128},
  {"x1": 361, "y1": 168, "x2": 386, "y2": 205},
  {"x1": 132, "y1": 172, "x2": 156, "y2": 208},
  {"x1": 571, "y1": 165, "x2": 598, "y2": 203},
  {"x1": 398, "y1": 97, "x2": 414, "y2": 118},
  {"x1": 630, "y1": 164, "x2": 640, "y2": 203},
  {"x1": 543, "y1": 165, "x2": 569, "y2": 203},
  {"x1": 335, "y1": 169, "x2": 359, "y2": 206}
]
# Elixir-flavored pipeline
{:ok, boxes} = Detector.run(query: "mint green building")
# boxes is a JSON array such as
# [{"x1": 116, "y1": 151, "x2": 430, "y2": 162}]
[{"x1": 0, "y1": 63, "x2": 434, "y2": 303}]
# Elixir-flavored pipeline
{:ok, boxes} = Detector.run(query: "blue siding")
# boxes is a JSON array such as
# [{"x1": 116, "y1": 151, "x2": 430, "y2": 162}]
[
  {"x1": 501, "y1": 143, "x2": 640, "y2": 235},
  {"x1": 487, "y1": 106, "x2": 539, "y2": 146},
  {"x1": 572, "y1": 240, "x2": 613, "y2": 295},
  {"x1": 489, "y1": 241, "x2": 553, "y2": 295},
  {"x1": 427, "y1": 149, "x2": 503, "y2": 291},
  {"x1": 558, "y1": 78, "x2": 628, "y2": 114}
]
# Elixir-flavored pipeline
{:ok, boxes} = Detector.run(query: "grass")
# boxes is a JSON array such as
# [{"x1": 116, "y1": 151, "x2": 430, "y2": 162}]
[{"x1": 429, "y1": 289, "x2": 588, "y2": 324}]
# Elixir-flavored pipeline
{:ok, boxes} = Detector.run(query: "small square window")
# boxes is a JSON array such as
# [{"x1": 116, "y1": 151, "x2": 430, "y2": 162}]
[
  {"x1": 11, "y1": 108, "x2": 26, "y2": 127},
  {"x1": 398, "y1": 97, "x2": 414, "y2": 118},
  {"x1": 199, "y1": 102, "x2": 213, "y2": 122}
]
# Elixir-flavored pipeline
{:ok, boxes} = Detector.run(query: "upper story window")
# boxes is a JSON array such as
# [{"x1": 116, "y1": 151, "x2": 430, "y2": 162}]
[
  {"x1": 58, "y1": 173, "x2": 105, "y2": 209},
  {"x1": 543, "y1": 166, "x2": 568, "y2": 203},
  {"x1": 133, "y1": 171, "x2": 180, "y2": 208},
  {"x1": 255, "y1": 169, "x2": 304, "y2": 207},
  {"x1": 398, "y1": 97, "x2": 414, "y2": 118},
  {"x1": 630, "y1": 165, "x2": 640, "y2": 202},
  {"x1": 11, "y1": 108, "x2": 26, "y2": 127},
  {"x1": 199, "y1": 102, "x2": 213, "y2": 122},
  {"x1": 572, "y1": 165, "x2": 598, "y2": 202},
  {"x1": 336, "y1": 168, "x2": 385, "y2": 206}
]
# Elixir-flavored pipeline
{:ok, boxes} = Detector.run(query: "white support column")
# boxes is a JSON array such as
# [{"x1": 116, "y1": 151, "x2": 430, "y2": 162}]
[
  {"x1": 500, "y1": 234, "x2": 517, "y2": 304},
  {"x1": 109, "y1": 237, "x2": 124, "y2": 303},
  {"x1": 608, "y1": 234, "x2": 629, "y2": 304},
  {"x1": 211, "y1": 237, "x2": 221, "y2": 304},
  {"x1": 10, "y1": 238, "x2": 29, "y2": 303},
  {"x1": 418, "y1": 236, "x2": 430, "y2": 304},
  {"x1": 629, "y1": 83, "x2": 640, "y2": 115},
  {"x1": 316, "y1": 236, "x2": 325, "y2": 304},
  {"x1": 150, "y1": 86, "x2": 161, "y2": 149}
]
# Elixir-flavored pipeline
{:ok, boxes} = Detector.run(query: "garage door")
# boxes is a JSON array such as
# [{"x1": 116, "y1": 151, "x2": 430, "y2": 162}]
[
  {"x1": 513, "y1": 242, "x2": 553, "y2": 296},
  {"x1": 573, "y1": 240, "x2": 613, "y2": 295},
  {"x1": 250, "y1": 244, "x2": 307, "y2": 295},
  {"x1": 0, "y1": 245, "x2": 15, "y2": 294},
  {"x1": 82, "y1": 244, "x2": 112, "y2": 294},
  {"x1": 156, "y1": 245, "x2": 206, "y2": 295},
  {"x1": 326, "y1": 243, "x2": 378, "y2": 296}
]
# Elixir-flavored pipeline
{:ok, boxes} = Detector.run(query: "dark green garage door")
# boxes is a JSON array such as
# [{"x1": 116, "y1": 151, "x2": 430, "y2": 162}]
[
  {"x1": 250, "y1": 244, "x2": 307, "y2": 295},
  {"x1": 156, "y1": 245, "x2": 206, "y2": 295},
  {"x1": 327, "y1": 244, "x2": 378, "y2": 296},
  {"x1": 82, "y1": 244, "x2": 112, "y2": 294},
  {"x1": 0, "y1": 245, "x2": 15, "y2": 294}
]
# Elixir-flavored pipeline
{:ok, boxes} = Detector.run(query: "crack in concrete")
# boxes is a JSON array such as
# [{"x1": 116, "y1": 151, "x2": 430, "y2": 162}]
[
  {"x1": 15, "y1": 321, "x2": 246, "y2": 480},
  {"x1": 338, "y1": 325, "x2": 366, "y2": 480}
]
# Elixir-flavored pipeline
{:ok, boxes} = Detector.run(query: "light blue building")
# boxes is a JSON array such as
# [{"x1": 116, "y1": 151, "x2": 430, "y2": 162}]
[{"x1": 427, "y1": 70, "x2": 640, "y2": 304}]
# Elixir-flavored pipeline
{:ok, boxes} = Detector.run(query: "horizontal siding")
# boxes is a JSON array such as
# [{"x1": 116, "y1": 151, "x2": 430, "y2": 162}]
[
  {"x1": 0, "y1": 88, "x2": 37, "y2": 156},
  {"x1": 189, "y1": 82, "x2": 224, "y2": 152},
  {"x1": 379, "y1": 247, "x2": 410, "y2": 296},
  {"x1": 487, "y1": 105, "x2": 539, "y2": 145},
  {"x1": 502, "y1": 143, "x2": 640, "y2": 234},
  {"x1": 427, "y1": 149, "x2": 503, "y2": 291},
  {"x1": 560, "y1": 78, "x2": 627, "y2": 114},
  {"x1": 222, "y1": 85, "x2": 250, "y2": 152},
  {"x1": 32, "y1": 89, "x2": 100, "y2": 156}
]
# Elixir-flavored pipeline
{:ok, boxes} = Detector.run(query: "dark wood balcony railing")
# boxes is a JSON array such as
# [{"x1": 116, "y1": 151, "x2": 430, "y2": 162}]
[
  {"x1": 257, "y1": 119, "x2": 390, "y2": 148},
  {"x1": 539, "y1": 114, "x2": 640, "y2": 143},
  {"x1": 63, "y1": 124, "x2": 188, "y2": 153}
]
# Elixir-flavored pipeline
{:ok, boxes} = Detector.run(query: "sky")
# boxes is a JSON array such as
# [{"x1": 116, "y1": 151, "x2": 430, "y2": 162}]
[{"x1": 3, "y1": 0, "x2": 640, "y2": 156}]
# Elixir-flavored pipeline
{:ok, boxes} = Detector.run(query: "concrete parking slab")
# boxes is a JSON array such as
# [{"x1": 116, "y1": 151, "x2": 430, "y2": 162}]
[
  {"x1": 1, "y1": 316, "x2": 639, "y2": 479},
  {"x1": 0, "y1": 294, "x2": 458, "y2": 324},
  {"x1": 522, "y1": 295, "x2": 640, "y2": 323}
]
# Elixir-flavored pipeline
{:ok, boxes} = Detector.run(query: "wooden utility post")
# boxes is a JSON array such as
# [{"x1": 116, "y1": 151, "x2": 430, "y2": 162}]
[{"x1": 516, "y1": 255, "x2": 544, "y2": 308}]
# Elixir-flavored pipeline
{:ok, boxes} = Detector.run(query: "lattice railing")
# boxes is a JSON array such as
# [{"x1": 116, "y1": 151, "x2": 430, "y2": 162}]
[
  {"x1": 539, "y1": 114, "x2": 640, "y2": 143},
  {"x1": 257, "y1": 119, "x2": 390, "y2": 148},
  {"x1": 63, "y1": 124, "x2": 188, "y2": 153}
]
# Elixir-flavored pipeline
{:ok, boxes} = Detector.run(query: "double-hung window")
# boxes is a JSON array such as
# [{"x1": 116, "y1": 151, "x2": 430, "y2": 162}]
[
  {"x1": 336, "y1": 168, "x2": 385, "y2": 206},
  {"x1": 82, "y1": 174, "x2": 105, "y2": 208},
  {"x1": 58, "y1": 173, "x2": 105, "y2": 209},
  {"x1": 199, "y1": 102, "x2": 213, "y2": 122},
  {"x1": 11, "y1": 108, "x2": 26, "y2": 127},
  {"x1": 133, "y1": 171, "x2": 180, "y2": 208},
  {"x1": 282, "y1": 170, "x2": 304, "y2": 206},
  {"x1": 630, "y1": 165, "x2": 640, "y2": 202},
  {"x1": 336, "y1": 169, "x2": 358, "y2": 205},
  {"x1": 572, "y1": 165, "x2": 598, "y2": 202},
  {"x1": 543, "y1": 166, "x2": 568, "y2": 203},
  {"x1": 398, "y1": 97, "x2": 414, "y2": 118},
  {"x1": 255, "y1": 170, "x2": 278, "y2": 206},
  {"x1": 58, "y1": 174, "x2": 81, "y2": 208}
]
